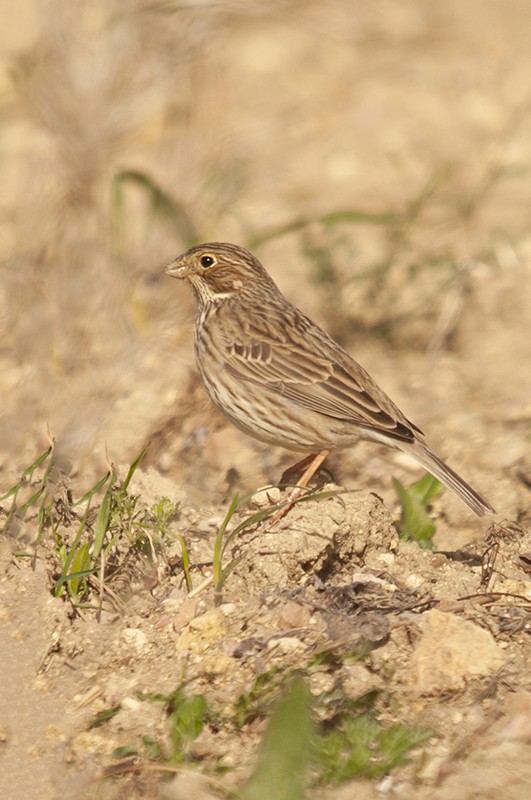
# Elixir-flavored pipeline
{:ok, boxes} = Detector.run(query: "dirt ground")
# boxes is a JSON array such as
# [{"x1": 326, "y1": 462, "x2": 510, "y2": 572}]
[{"x1": 1, "y1": 1, "x2": 530, "y2": 799}]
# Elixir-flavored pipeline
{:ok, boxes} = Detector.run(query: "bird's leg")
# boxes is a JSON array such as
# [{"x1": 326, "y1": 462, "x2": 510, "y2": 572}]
[
  {"x1": 279, "y1": 453, "x2": 322, "y2": 485},
  {"x1": 270, "y1": 449, "x2": 330, "y2": 523},
  {"x1": 291, "y1": 449, "x2": 330, "y2": 490}
]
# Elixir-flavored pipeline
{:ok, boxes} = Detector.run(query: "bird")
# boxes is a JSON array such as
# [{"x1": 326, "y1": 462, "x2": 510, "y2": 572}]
[{"x1": 164, "y1": 242, "x2": 495, "y2": 517}]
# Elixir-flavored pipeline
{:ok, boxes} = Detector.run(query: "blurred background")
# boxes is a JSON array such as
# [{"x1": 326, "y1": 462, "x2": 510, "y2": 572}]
[{"x1": 1, "y1": 0, "x2": 530, "y2": 515}]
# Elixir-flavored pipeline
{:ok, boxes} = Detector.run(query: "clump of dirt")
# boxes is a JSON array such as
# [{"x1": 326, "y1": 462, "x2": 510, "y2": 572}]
[{"x1": 230, "y1": 487, "x2": 397, "y2": 592}]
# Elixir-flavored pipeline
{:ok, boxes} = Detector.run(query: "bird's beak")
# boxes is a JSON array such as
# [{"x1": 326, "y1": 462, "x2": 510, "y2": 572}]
[{"x1": 163, "y1": 256, "x2": 190, "y2": 278}]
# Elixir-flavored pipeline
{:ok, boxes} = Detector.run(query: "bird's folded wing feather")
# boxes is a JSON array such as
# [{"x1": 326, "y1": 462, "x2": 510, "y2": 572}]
[{"x1": 222, "y1": 314, "x2": 419, "y2": 441}]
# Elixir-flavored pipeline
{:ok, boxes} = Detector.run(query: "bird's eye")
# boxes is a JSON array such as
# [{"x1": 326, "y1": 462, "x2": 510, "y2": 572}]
[{"x1": 200, "y1": 255, "x2": 215, "y2": 268}]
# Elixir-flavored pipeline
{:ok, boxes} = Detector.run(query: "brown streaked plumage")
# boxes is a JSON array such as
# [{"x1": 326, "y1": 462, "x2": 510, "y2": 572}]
[{"x1": 164, "y1": 242, "x2": 495, "y2": 517}]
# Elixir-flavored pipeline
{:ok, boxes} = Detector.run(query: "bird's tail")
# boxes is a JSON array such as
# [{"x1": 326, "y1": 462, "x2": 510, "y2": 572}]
[{"x1": 404, "y1": 440, "x2": 495, "y2": 517}]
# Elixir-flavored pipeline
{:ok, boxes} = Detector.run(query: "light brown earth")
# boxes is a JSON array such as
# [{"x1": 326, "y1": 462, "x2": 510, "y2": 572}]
[{"x1": 0, "y1": 2, "x2": 530, "y2": 799}]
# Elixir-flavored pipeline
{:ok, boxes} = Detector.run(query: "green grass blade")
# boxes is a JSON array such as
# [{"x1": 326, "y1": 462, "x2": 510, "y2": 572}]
[
  {"x1": 92, "y1": 470, "x2": 116, "y2": 561},
  {"x1": 18, "y1": 485, "x2": 46, "y2": 514},
  {"x1": 121, "y1": 444, "x2": 149, "y2": 492},
  {"x1": 72, "y1": 471, "x2": 112, "y2": 507},
  {"x1": 0, "y1": 445, "x2": 53, "y2": 508},
  {"x1": 239, "y1": 677, "x2": 313, "y2": 800},
  {"x1": 411, "y1": 473, "x2": 442, "y2": 506},
  {"x1": 54, "y1": 567, "x2": 97, "y2": 596},
  {"x1": 248, "y1": 209, "x2": 401, "y2": 249},
  {"x1": 179, "y1": 535, "x2": 193, "y2": 592},
  {"x1": 222, "y1": 488, "x2": 341, "y2": 557},
  {"x1": 88, "y1": 704, "x2": 122, "y2": 730},
  {"x1": 20, "y1": 445, "x2": 54, "y2": 480},
  {"x1": 54, "y1": 506, "x2": 92, "y2": 596},
  {"x1": 217, "y1": 556, "x2": 243, "y2": 595},
  {"x1": 213, "y1": 493, "x2": 239, "y2": 591}
]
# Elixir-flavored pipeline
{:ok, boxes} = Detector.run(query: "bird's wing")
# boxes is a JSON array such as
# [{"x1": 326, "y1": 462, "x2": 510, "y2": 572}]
[{"x1": 220, "y1": 307, "x2": 419, "y2": 442}]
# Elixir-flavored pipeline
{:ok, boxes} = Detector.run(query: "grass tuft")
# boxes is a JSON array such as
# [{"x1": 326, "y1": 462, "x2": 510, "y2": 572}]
[{"x1": 1, "y1": 445, "x2": 186, "y2": 611}]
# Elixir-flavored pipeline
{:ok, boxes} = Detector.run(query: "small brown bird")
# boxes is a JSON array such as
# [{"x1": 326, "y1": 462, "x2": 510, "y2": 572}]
[{"x1": 165, "y1": 242, "x2": 494, "y2": 517}]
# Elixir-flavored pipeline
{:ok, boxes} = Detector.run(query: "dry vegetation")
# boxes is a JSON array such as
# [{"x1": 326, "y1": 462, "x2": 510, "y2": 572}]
[{"x1": 1, "y1": 2, "x2": 530, "y2": 799}]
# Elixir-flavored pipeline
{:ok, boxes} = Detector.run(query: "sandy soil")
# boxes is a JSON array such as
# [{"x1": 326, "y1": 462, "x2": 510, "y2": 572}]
[{"x1": 0, "y1": 1, "x2": 530, "y2": 798}]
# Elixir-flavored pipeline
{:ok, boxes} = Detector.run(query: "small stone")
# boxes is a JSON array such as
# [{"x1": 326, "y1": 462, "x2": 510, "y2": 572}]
[
  {"x1": 219, "y1": 603, "x2": 236, "y2": 617},
  {"x1": 201, "y1": 652, "x2": 234, "y2": 676},
  {"x1": 121, "y1": 696, "x2": 142, "y2": 711},
  {"x1": 498, "y1": 711, "x2": 531, "y2": 743},
  {"x1": 308, "y1": 671, "x2": 336, "y2": 696},
  {"x1": 159, "y1": 771, "x2": 218, "y2": 800},
  {"x1": 278, "y1": 601, "x2": 312, "y2": 629},
  {"x1": 342, "y1": 664, "x2": 383, "y2": 700},
  {"x1": 266, "y1": 636, "x2": 304, "y2": 655},
  {"x1": 122, "y1": 628, "x2": 148, "y2": 650},
  {"x1": 409, "y1": 609, "x2": 505, "y2": 694},
  {"x1": 188, "y1": 609, "x2": 226, "y2": 634},
  {"x1": 251, "y1": 486, "x2": 281, "y2": 507},
  {"x1": 176, "y1": 610, "x2": 228, "y2": 655},
  {"x1": 171, "y1": 596, "x2": 200, "y2": 631},
  {"x1": 172, "y1": 612, "x2": 190, "y2": 633},
  {"x1": 162, "y1": 597, "x2": 184, "y2": 614}
]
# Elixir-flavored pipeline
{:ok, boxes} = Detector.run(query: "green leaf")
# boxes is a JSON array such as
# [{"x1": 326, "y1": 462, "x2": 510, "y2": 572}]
[
  {"x1": 239, "y1": 677, "x2": 313, "y2": 800},
  {"x1": 54, "y1": 566, "x2": 97, "y2": 596},
  {"x1": 213, "y1": 493, "x2": 239, "y2": 592},
  {"x1": 121, "y1": 444, "x2": 149, "y2": 492},
  {"x1": 408, "y1": 473, "x2": 442, "y2": 506},
  {"x1": 178, "y1": 535, "x2": 193, "y2": 592},
  {"x1": 377, "y1": 723, "x2": 431, "y2": 772},
  {"x1": 53, "y1": 505, "x2": 92, "y2": 597},
  {"x1": 167, "y1": 693, "x2": 208, "y2": 759},
  {"x1": 61, "y1": 540, "x2": 93, "y2": 600},
  {"x1": 18, "y1": 485, "x2": 46, "y2": 514},
  {"x1": 393, "y1": 473, "x2": 442, "y2": 549},
  {"x1": 142, "y1": 735, "x2": 162, "y2": 760},
  {"x1": 88, "y1": 704, "x2": 122, "y2": 729},
  {"x1": 111, "y1": 745, "x2": 138, "y2": 759},
  {"x1": 92, "y1": 471, "x2": 115, "y2": 560},
  {"x1": 72, "y1": 470, "x2": 112, "y2": 507}
]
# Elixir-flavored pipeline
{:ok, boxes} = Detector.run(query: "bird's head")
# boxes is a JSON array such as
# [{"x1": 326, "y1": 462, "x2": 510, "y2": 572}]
[{"x1": 164, "y1": 242, "x2": 276, "y2": 304}]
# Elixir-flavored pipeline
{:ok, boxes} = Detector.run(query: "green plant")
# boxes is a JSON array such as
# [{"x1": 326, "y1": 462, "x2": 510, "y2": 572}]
[
  {"x1": 88, "y1": 704, "x2": 122, "y2": 730},
  {"x1": 236, "y1": 671, "x2": 431, "y2": 793},
  {"x1": 234, "y1": 667, "x2": 285, "y2": 728},
  {"x1": 135, "y1": 686, "x2": 210, "y2": 764},
  {"x1": 393, "y1": 472, "x2": 442, "y2": 548},
  {"x1": 53, "y1": 446, "x2": 151, "y2": 606},
  {"x1": 0, "y1": 444, "x2": 54, "y2": 537},
  {"x1": 166, "y1": 690, "x2": 209, "y2": 761},
  {"x1": 239, "y1": 677, "x2": 313, "y2": 800},
  {"x1": 314, "y1": 712, "x2": 431, "y2": 783},
  {"x1": 1, "y1": 444, "x2": 187, "y2": 609}
]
